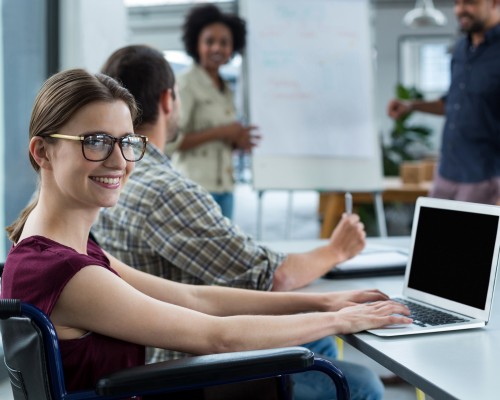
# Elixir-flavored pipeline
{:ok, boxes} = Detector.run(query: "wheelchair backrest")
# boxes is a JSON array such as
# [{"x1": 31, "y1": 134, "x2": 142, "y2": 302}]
[{"x1": 1, "y1": 316, "x2": 54, "y2": 400}]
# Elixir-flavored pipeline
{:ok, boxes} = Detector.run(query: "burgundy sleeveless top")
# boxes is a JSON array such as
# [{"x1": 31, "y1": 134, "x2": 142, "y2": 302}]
[{"x1": 1, "y1": 236, "x2": 145, "y2": 392}]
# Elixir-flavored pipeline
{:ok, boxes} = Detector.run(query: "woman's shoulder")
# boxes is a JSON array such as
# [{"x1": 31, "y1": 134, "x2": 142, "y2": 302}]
[
  {"x1": 177, "y1": 64, "x2": 211, "y2": 89},
  {"x1": 178, "y1": 64, "x2": 200, "y2": 78},
  {"x1": 177, "y1": 65, "x2": 196, "y2": 83},
  {"x1": 14, "y1": 235, "x2": 105, "y2": 260},
  {"x1": 1, "y1": 235, "x2": 112, "y2": 314},
  {"x1": 5, "y1": 235, "x2": 109, "y2": 281}
]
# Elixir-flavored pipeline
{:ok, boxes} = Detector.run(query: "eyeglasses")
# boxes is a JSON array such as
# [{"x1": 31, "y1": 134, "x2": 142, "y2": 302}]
[{"x1": 40, "y1": 133, "x2": 148, "y2": 162}]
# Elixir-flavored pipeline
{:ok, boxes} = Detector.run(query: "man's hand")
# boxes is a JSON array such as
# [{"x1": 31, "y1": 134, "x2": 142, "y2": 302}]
[
  {"x1": 328, "y1": 213, "x2": 366, "y2": 265},
  {"x1": 387, "y1": 99, "x2": 412, "y2": 120}
]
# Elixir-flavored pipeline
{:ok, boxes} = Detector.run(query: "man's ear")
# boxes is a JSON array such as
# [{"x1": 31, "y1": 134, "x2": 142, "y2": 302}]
[
  {"x1": 30, "y1": 136, "x2": 53, "y2": 170},
  {"x1": 160, "y1": 89, "x2": 174, "y2": 115}
]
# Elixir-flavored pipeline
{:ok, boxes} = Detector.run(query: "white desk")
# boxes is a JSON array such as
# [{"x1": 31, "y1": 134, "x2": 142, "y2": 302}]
[{"x1": 264, "y1": 237, "x2": 500, "y2": 400}]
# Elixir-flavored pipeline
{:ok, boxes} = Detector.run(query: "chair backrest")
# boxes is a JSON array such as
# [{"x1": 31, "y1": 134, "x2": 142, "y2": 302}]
[
  {"x1": 0, "y1": 300, "x2": 82, "y2": 400},
  {"x1": 1, "y1": 315, "x2": 53, "y2": 400}
]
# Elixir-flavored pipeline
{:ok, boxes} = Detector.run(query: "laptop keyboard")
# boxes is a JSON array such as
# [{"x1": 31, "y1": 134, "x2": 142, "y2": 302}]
[{"x1": 394, "y1": 298, "x2": 469, "y2": 327}]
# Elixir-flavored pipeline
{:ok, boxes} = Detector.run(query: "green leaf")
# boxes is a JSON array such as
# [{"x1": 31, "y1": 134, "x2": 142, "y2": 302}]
[{"x1": 383, "y1": 83, "x2": 434, "y2": 176}]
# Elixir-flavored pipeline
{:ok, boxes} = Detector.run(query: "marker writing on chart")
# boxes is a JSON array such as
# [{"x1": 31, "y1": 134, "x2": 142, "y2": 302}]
[{"x1": 345, "y1": 192, "x2": 353, "y2": 215}]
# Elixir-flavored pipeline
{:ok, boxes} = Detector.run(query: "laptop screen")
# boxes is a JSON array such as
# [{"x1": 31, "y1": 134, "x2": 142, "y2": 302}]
[{"x1": 408, "y1": 206, "x2": 499, "y2": 310}]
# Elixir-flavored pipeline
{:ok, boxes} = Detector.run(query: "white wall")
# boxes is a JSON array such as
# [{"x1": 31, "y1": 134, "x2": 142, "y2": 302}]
[{"x1": 60, "y1": 0, "x2": 128, "y2": 72}]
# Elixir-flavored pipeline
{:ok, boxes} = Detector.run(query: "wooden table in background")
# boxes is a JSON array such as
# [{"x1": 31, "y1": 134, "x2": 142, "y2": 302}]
[{"x1": 319, "y1": 177, "x2": 432, "y2": 238}]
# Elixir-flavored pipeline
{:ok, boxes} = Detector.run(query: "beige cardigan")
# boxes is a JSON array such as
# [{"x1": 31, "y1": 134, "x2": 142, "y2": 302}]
[{"x1": 170, "y1": 64, "x2": 237, "y2": 193}]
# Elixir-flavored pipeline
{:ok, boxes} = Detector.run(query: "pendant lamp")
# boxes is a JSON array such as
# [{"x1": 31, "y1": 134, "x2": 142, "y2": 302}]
[{"x1": 403, "y1": 0, "x2": 447, "y2": 28}]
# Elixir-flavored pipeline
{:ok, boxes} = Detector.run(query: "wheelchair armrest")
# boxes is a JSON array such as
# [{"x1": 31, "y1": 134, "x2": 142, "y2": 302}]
[{"x1": 96, "y1": 346, "x2": 313, "y2": 397}]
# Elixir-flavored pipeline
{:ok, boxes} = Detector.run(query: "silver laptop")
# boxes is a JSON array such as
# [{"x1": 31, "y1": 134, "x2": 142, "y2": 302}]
[{"x1": 368, "y1": 197, "x2": 500, "y2": 337}]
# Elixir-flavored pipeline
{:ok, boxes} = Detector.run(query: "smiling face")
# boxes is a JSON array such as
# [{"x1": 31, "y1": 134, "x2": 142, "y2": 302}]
[
  {"x1": 40, "y1": 100, "x2": 135, "y2": 210},
  {"x1": 454, "y1": 0, "x2": 500, "y2": 34},
  {"x1": 197, "y1": 22, "x2": 233, "y2": 72}
]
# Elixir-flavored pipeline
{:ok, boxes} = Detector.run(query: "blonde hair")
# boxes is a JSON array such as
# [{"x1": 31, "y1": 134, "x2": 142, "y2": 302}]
[{"x1": 6, "y1": 69, "x2": 138, "y2": 243}]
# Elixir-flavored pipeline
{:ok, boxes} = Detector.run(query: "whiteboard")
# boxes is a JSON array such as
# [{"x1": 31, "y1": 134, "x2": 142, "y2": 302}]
[{"x1": 241, "y1": 0, "x2": 383, "y2": 191}]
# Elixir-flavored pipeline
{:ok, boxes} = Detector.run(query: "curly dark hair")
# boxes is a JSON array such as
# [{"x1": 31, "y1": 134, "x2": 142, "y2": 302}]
[{"x1": 182, "y1": 4, "x2": 246, "y2": 63}]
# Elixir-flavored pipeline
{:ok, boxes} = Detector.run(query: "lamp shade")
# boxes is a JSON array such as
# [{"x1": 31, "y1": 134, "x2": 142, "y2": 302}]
[{"x1": 403, "y1": 0, "x2": 447, "y2": 28}]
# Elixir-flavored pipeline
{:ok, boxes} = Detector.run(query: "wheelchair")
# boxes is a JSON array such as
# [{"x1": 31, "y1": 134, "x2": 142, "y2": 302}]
[{"x1": 0, "y1": 299, "x2": 350, "y2": 399}]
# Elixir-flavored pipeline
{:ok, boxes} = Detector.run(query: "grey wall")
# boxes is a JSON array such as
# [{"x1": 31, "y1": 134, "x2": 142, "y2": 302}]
[{"x1": 2, "y1": 0, "x2": 47, "y2": 256}]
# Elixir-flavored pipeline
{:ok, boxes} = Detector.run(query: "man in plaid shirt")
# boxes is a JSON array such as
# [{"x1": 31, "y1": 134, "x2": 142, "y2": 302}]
[{"x1": 93, "y1": 45, "x2": 384, "y2": 400}]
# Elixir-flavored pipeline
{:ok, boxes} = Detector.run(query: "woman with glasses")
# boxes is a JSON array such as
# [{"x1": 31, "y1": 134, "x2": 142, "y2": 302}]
[{"x1": 1, "y1": 69, "x2": 410, "y2": 397}]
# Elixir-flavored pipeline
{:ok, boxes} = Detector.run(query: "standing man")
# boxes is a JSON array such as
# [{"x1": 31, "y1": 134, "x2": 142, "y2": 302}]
[
  {"x1": 387, "y1": 0, "x2": 500, "y2": 204},
  {"x1": 94, "y1": 44, "x2": 385, "y2": 400}
]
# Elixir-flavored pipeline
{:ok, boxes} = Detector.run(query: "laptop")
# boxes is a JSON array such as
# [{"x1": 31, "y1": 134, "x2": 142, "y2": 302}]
[{"x1": 368, "y1": 197, "x2": 500, "y2": 337}]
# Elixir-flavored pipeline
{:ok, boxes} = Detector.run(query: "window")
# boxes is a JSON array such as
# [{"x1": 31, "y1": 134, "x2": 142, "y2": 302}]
[
  {"x1": 399, "y1": 35, "x2": 455, "y2": 98},
  {"x1": 398, "y1": 35, "x2": 456, "y2": 151}
]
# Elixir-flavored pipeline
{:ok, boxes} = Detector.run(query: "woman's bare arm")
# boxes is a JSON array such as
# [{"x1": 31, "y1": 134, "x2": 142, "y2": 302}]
[
  {"x1": 50, "y1": 265, "x2": 412, "y2": 355},
  {"x1": 109, "y1": 252, "x2": 392, "y2": 316}
]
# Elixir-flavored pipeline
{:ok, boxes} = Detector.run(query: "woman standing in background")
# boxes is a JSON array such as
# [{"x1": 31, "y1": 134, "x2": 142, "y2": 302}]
[{"x1": 171, "y1": 4, "x2": 259, "y2": 219}]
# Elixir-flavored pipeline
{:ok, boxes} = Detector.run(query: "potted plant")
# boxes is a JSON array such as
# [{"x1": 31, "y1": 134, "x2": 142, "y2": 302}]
[{"x1": 382, "y1": 84, "x2": 433, "y2": 177}]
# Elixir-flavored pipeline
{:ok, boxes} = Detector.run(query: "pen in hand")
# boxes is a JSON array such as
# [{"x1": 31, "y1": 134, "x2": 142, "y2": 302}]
[{"x1": 345, "y1": 192, "x2": 353, "y2": 215}]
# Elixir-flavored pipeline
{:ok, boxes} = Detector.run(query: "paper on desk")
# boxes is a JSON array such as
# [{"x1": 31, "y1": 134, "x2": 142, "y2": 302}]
[{"x1": 335, "y1": 247, "x2": 408, "y2": 271}]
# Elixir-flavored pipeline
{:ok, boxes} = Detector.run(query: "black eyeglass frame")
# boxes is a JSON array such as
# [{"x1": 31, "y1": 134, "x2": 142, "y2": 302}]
[{"x1": 38, "y1": 133, "x2": 148, "y2": 162}]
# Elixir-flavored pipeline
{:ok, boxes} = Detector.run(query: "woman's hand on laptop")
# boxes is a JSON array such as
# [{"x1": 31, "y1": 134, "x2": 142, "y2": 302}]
[
  {"x1": 324, "y1": 289, "x2": 390, "y2": 311},
  {"x1": 334, "y1": 301, "x2": 412, "y2": 333}
]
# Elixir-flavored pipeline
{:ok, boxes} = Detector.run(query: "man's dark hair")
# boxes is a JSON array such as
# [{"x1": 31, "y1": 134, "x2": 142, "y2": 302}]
[
  {"x1": 101, "y1": 45, "x2": 175, "y2": 126},
  {"x1": 182, "y1": 4, "x2": 246, "y2": 63}
]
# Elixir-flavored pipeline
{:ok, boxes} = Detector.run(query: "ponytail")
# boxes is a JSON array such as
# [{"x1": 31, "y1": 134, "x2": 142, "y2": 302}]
[{"x1": 6, "y1": 191, "x2": 39, "y2": 244}]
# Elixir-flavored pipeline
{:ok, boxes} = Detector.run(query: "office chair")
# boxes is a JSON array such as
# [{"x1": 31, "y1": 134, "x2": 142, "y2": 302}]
[{"x1": 0, "y1": 299, "x2": 350, "y2": 400}]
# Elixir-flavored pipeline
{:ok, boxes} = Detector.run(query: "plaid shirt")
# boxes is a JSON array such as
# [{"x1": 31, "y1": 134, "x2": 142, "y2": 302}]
[{"x1": 92, "y1": 144, "x2": 285, "y2": 361}]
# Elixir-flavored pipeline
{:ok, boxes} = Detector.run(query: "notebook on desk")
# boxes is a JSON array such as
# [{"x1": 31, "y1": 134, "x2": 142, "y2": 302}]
[
  {"x1": 324, "y1": 245, "x2": 407, "y2": 279},
  {"x1": 368, "y1": 197, "x2": 500, "y2": 337}
]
